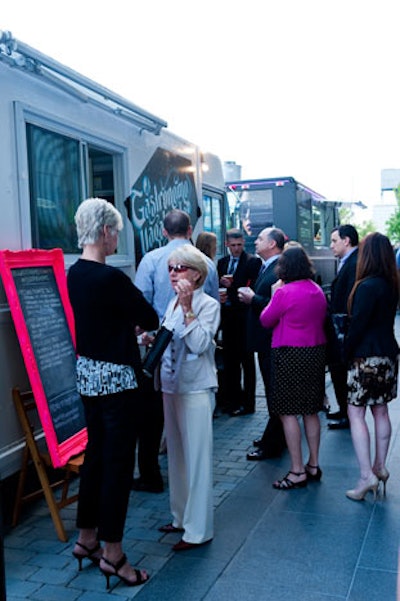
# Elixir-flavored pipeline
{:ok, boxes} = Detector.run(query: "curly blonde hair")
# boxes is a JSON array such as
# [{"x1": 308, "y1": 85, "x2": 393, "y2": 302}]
[{"x1": 75, "y1": 198, "x2": 123, "y2": 248}]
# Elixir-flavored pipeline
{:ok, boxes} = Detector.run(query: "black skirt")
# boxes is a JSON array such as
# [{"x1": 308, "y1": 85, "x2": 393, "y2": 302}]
[{"x1": 270, "y1": 345, "x2": 326, "y2": 415}]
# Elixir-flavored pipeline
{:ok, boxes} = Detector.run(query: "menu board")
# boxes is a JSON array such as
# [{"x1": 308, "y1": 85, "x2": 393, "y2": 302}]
[{"x1": 0, "y1": 249, "x2": 87, "y2": 467}]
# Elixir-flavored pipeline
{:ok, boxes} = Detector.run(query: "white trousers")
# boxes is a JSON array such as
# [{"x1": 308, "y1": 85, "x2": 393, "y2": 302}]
[{"x1": 163, "y1": 390, "x2": 215, "y2": 544}]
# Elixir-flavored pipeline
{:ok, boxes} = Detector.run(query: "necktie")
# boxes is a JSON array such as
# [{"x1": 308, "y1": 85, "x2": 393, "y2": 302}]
[
  {"x1": 228, "y1": 257, "x2": 238, "y2": 275},
  {"x1": 259, "y1": 262, "x2": 267, "y2": 277}
]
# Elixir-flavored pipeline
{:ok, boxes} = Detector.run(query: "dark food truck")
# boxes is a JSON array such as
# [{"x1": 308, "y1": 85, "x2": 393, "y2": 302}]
[{"x1": 226, "y1": 176, "x2": 340, "y2": 286}]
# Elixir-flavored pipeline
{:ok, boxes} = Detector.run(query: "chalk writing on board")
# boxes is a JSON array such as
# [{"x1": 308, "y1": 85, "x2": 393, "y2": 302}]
[{"x1": 12, "y1": 266, "x2": 85, "y2": 444}]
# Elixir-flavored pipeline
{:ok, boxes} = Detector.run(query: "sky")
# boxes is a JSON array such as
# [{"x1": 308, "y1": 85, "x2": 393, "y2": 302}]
[{"x1": 2, "y1": 0, "x2": 400, "y2": 209}]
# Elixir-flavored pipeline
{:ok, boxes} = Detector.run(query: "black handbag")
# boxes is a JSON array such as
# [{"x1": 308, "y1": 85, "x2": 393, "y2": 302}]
[
  {"x1": 142, "y1": 325, "x2": 173, "y2": 378},
  {"x1": 328, "y1": 313, "x2": 349, "y2": 363},
  {"x1": 331, "y1": 313, "x2": 349, "y2": 342}
]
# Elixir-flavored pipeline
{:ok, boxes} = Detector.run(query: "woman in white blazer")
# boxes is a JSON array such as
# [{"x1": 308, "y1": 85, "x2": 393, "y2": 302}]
[{"x1": 158, "y1": 244, "x2": 220, "y2": 551}]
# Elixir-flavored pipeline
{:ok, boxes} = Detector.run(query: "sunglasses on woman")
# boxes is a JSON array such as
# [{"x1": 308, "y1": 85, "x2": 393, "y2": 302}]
[{"x1": 168, "y1": 264, "x2": 196, "y2": 273}]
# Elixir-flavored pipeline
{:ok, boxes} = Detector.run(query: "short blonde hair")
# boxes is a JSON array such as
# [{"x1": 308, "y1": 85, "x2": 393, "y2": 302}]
[
  {"x1": 168, "y1": 244, "x2": 208, "y2": 288},
  {"x1": 75, "y1": 198, "x2": 123, "y2": 248}
]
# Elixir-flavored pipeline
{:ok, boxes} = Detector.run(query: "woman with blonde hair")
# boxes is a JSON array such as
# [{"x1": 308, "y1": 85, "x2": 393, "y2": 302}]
[
  {"x1": 157, "y1": 244, "x2": 220, "y2": 550},
  {"x1": 345, "y1": 232, "x2": 399, "y2": 501},
  {"x1": 68, "y1": 198, "x2": 158, "y2": 588}
]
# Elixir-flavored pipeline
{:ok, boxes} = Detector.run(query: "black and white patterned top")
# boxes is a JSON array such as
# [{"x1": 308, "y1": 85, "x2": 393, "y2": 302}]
[{"x1": 76, "y1": 355, "x2": 138, "y2": 397}]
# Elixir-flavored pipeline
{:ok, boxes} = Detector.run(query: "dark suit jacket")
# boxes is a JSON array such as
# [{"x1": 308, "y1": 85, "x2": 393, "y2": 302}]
[
  {"x1": 345, "y1": 276, "x2": 399, "y2": 361},
  {"x1": 217, "y1": 252, "x2": 261, "y2": 311},
  {"x1": 246, "y1": 257, "x2": 279, "y2": 353},
  {"x1": 330, "y1": 248, "x2": 358, "y2": 313},
  {"x1": 327, "y1": 248, "x2": 358, "y2": 363}
]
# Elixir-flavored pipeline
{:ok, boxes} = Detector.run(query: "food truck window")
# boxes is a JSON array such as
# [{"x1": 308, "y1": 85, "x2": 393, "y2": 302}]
[
  {"x1": 202, "y1": 190, "x2": 225, "y2": 259},
  {"x1": 26, "y1": 124, "x2": 118, "y2": 253}
]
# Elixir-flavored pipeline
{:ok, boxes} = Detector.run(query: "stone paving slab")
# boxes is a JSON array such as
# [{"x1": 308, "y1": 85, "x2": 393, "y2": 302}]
[{"x1": 3, "y1": 368, "x2": 400, "y2": 600}]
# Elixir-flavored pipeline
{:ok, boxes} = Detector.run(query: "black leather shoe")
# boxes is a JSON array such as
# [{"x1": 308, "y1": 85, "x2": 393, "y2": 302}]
[
  {"x1": 326, "y1": 411, "x2": 344, "y2": 421},
  {"x1": 131, "y1": 478, "x2": 164, "y2": 493},
  {"x1": 328, "y1": 418, "x2": 350, "y2": 430},
  {"x1": 247, "y1": 449, "x2": 268, "y2": 460},
  {"x1": 231, "y1": 407, "x2": 255, "y2": 417},
  {"x1": 247, "y1": 445, "x2": 286, "y2": 460},
  {"x1": 253, "y1": 438, "x2": 263, "y2": 448}
]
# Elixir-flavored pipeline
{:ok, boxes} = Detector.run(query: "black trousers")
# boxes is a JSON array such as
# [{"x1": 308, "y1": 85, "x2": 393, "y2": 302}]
[
  {"x1": 135, "y1": 378, "x2": 164, "y2": 484},
  {"x1": 329, "y1": 362, "x2": 348, "y2": 417},
  {"x1": 257, "y1": 351, "x2": 286, "y2": 453},
  {"x1": 221, "y1": 308, "x2": 256, "y2": 412},
  {"x1": 77, "y1": 389, "x2": 138, "y2": 542}
]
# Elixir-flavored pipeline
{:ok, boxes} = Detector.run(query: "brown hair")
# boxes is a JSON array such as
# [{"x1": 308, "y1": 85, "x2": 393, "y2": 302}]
[
  {"x1": 276, "y1": 247, "x2": 315, "y2": 282},
  {"x1": 348, "y1": 232, "x2": 399, "y2": 312},
  {"x1": 195, "y1": 231, "x2": 217, "y2": 260}
]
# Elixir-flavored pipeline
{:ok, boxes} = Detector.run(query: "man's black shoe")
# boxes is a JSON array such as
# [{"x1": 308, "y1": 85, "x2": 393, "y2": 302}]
[
  {"x1": 253, "y1": 438, "x2": 263, "y2": 448},
  {"x1": 230, "y1": 407, "x2": 255, "y2": 417},
  {"x1": 326, "y1": 411, "x2": 344, "y2": 421},
  {"x1": 131, "y1": 477, "x2": 164, "y2": 493},
  {"x1": 328, "y1": 417, "x2": 350, "y2": 430},
  {"x1": 246, "y1": 448, "x2": 283, "y2": 461}
]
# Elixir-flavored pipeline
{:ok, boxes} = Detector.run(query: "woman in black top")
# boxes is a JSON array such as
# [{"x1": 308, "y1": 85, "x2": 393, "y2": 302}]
[
  {"x1": 345, "y1": 232, "x2": 399, "y2": 501},
  {"x1": 67, "y1": 198, "x2": 158, "y2": 588}
]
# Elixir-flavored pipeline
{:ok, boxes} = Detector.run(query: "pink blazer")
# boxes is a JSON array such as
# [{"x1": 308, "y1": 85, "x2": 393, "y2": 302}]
[{"x1": 260, "y1": 280, "x2": 327, "y2": 348}]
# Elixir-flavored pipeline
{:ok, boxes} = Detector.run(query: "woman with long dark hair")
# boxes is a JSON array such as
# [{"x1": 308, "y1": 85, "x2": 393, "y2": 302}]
[{"x1": 345, "y1": 232, "x2": 399, "y2": 501}]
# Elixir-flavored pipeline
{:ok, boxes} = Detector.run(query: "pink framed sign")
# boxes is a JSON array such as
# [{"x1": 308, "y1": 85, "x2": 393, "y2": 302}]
[{"x1": 0, "y1": 249, "x2": 87, "y2": 467}]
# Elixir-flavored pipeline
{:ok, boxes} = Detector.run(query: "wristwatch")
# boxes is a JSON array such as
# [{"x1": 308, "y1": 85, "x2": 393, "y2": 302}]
[{"x1": 184, "y1": 311, "x2": 196, "y2": 319}]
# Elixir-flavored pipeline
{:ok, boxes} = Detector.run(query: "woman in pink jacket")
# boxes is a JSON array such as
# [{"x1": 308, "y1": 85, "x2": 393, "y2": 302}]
[{"x1": 260, "y1": 246, "x2": 327, "y2": 490}]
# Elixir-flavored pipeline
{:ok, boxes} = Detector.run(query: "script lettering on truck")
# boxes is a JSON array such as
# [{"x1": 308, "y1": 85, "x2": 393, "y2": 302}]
[{"x1": 129, "y1": 147, "x2": 199, "y2": 265}]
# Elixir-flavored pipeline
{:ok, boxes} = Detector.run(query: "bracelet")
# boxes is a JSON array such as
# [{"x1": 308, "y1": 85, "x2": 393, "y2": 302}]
[{"x1": 184, "y1": 311, "x2": 196, "y2": 319}]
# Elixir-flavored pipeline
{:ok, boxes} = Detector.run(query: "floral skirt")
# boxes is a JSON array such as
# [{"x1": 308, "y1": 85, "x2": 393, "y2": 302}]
[{"x1": 347, "y1": 356, "x2": 398, "y2": 407}]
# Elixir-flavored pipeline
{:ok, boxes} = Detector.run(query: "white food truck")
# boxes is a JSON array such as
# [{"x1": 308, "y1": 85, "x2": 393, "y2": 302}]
[{"x1": 0, "y1": 31, "x2": 227, "y2": 480}]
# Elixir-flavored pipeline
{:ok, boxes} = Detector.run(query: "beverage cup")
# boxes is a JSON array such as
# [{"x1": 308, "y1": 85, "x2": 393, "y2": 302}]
[{"x1": 219, "y1": 287, "x2": 228, "y2": 302}]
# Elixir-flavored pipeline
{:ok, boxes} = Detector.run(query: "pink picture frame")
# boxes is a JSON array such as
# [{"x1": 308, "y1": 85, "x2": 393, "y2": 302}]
[{"x1": 0, "y1": 248, "x2": 87, "y2": 467}]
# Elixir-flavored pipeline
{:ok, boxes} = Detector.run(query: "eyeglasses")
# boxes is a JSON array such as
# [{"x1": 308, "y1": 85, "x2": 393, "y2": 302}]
[{"x1": 168, "y1": 264, "x2": 195, "y2": 273}]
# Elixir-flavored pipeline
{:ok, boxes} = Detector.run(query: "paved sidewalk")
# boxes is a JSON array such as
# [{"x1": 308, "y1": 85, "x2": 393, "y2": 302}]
[{"x1": 4, "y1": 371, "x2": 400, "y2": 601}]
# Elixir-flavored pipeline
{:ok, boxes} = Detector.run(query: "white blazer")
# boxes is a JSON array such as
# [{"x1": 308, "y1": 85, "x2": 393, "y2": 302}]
[{"x1": 160, "y1": 287, "x2": 220, "y2": 395}]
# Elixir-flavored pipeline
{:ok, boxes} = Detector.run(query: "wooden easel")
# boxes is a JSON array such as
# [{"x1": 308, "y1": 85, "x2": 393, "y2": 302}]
[{"x1": 12, "y1": 388, "x2": 84, "y2": 542}]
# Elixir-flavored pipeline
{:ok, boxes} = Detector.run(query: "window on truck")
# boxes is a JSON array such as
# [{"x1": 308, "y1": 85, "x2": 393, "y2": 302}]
[
  {"x1": 226, "y1": 186, "x2": 273, "y2": 254},
  {"x1": 25, "y1": 123, "x2": 122, "y2": 253},
  {"x1": 202, "y1": 188, "x2": 225, "y2": 259}
]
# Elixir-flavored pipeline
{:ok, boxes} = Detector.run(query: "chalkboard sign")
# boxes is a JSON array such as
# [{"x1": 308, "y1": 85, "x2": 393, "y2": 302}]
[{"x1": 0, "y1": 249, "x2": 87, "y2": 467}]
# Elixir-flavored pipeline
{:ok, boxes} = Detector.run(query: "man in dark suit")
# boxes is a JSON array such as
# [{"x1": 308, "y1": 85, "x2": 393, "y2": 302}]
[
  {"x1": 217, "y1": 229, "x2": 261, "y2": 416},
  {"x1": 327, "y1": 224, "x2": 359, "y2": 430},
  {"x1": 238, "y1": 227, "x2": 287, "y2": 459}
]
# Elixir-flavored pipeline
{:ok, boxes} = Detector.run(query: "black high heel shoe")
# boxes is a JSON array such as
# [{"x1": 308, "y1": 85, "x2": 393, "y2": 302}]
[
  {"x1": 72, "y1": 541, "x2": 102, "y2": 570},
  {"x1": 273, "y1": 471, "x2": 308, "y2": 490},
  {"x1": 100, "y1": 554, "x2": 150, "y2": 589},
  {"x1": 305, "y1": 464, "x2": 322, "y2": 482}
]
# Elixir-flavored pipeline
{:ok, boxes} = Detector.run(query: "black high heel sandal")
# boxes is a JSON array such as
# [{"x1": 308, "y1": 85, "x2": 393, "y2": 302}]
[
  {"x1": 100, "y1": 553, "x2": 150, "y2": 589},
  {"x1": 273, "y1": 471, "x2": 308, "y2": 490},
  {"x1": 305, "y1": 464, "x2": 322, "y2": 482},
  {"x1": 72, "y1": 541, "x2": 102, "y2": 570}
]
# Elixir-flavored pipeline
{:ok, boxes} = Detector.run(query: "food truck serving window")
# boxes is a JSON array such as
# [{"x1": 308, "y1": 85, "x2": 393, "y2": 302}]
[{"x1": 26, "y1": 124, "x2": 119, "y2": 253}]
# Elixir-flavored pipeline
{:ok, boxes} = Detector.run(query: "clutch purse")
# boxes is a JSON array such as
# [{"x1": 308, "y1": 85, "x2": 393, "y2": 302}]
[
  {"x1": 142, "y1": 325, "x2": 173, "y2": 378},
  {"x1": 331, "y1": 313, "x2": 349, "y2": 342}
]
